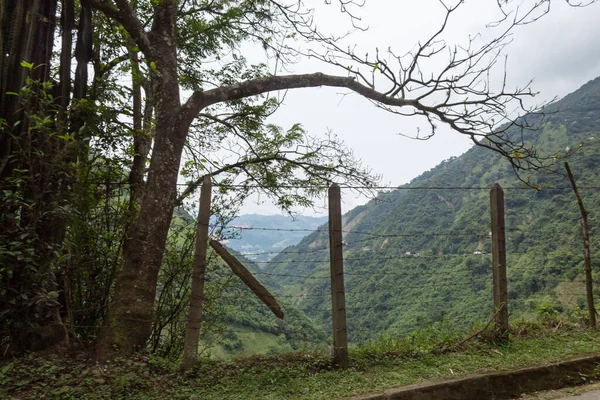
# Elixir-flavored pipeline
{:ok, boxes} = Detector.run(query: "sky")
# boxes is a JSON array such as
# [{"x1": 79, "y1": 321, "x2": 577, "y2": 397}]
[{"x1": 236, "y1": 0, "x2": 600, "y2": 216}]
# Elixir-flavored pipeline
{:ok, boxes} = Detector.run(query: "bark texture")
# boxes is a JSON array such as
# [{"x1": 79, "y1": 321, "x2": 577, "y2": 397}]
[
  {"x1": 97, "y1": 2, "x2": 185, "y2": 359},
  {"x1": 210, "y1": 240, "x2": 284, "y2": 320}
]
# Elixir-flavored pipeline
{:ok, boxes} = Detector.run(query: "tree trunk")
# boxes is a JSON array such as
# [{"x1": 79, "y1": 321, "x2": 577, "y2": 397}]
[
  {"x1": 181, "y1": 177, "x2": 212, "y2": 371},
  {"x1": 97, "y1": 121, "x2": 186, "y2": 359},
  {"x1": 565, "y1": 162, "x2": 596, "y2": 327},
  {"x1": 97, "y1": 18, "x2": 184, "y2": 359},
  {"x1": 0, "y1": 0, "x2": 77, "y2": 353}
]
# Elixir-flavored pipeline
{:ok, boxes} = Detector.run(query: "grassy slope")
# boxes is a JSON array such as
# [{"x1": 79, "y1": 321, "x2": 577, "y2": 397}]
[
  {"x1": 203, "y1": 251, "x2": 328, "y2": 358},
  {"x1": 205, "y1": 325, "x2": 294, "y2": 359},
  {"x1": 3, "y1": 325, "x2": 600, "y2": 399}
]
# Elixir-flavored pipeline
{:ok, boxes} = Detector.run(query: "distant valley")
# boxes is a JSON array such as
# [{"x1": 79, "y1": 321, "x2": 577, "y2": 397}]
[{"x1": 222, "y1": 214, "x2": 327, "y2": 263}]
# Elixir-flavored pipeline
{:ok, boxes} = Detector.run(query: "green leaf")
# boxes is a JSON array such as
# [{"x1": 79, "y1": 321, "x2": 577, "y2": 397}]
[{"x1": 20, "y1": 60, "x2": 34, "y2": 70}]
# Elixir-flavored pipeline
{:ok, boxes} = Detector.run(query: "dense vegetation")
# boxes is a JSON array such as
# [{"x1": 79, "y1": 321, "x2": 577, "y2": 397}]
[
  {"x1": 138, "y1": 211, "x2": 326, "y2": 359},
  {"x1": 268, "y1": 77, "x2": 600, "y2": 343}
]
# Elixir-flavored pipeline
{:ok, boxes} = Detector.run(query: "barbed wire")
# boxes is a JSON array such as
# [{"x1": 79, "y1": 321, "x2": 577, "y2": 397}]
[
  {"x1": 52, "y1": 175, "x2": 600, "y2": 356},
  {"x1": 212, "y1": 185, "x2": 600, "y2": 191},
  {"x1": 250, "y1": 254, "x2": 491, "y2": 264},
  {"x1": 60, "y1": 179, "x2": 600, "y2": 191},
  {"x1": 224, "y1": 225, "x2": 587, "y2": 241},
  {"x1": 227, "y1": 225, "x2": 491, "y2": 237},
  {"x1": 242, "y1": 260, "x2": 597, "y2": 282},
  {"x1": 253, "y1": 271, "x2": 330, "y2": 280},
  {"x1": 237, "y1": 248, "x2": 329, "y2": 256},
  {"x1": 226, "y1": 226, "x2": 327, "y2": 233}
]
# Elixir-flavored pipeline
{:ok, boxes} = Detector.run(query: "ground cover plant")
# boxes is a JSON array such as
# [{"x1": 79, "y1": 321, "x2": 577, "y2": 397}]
[{"x1": 2, "y1": 319, "x2": 600, "y2": 400}]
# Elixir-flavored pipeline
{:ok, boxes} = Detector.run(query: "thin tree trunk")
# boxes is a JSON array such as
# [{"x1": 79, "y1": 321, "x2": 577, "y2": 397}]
[
  {"x1": 565, "y1": 162, "x2": 596, "y2": 328},
  {"x1": 57, "y1": 0, "x2": 73, "y2": 132},
  {"x1": 97, "y1": 119, "x2": 186, "y2": 360},
  {"x1": 126, "y1": 43, "x2": 153, "y2": 230},
  {"x1": 181, "y1": 177, "x2": 212, "y2": 372},
  {"x1": 97, "y1": 17, "x2": 184, "y2": 357}
]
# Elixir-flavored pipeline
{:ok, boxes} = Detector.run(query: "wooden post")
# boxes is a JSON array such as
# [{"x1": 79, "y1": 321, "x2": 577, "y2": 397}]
[
  {"x1": 328, "y1": 183, "x2": 349, "y2": 368},
  {"x1": 490, "y1": 183, "x2": 509, "y2": 340},
  {"x1": 210, "y1": 239, "x2": 284, "y2": 319},
  {"x1": 181, "y1": 176, "x2": 212, "y2": 371},
  {"x1": 565, "y1": 162, "x2": 596, "y2": 328}
]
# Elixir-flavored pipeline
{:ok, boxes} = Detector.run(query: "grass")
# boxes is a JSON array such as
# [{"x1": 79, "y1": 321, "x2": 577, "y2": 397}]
[
  {"x1": 2, "y1": 322, "x2": 600, "y2": 399},
  {"x1": 205, "y1": 324, "x2": 293, "y2": 359}
]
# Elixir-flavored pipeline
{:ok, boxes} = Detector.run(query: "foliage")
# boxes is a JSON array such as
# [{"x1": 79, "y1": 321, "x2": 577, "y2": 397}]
[
  {"x1": 148, "y1": 218, "x2": 328, "y2": 359},
  {"x1": 2, "y1": 0, "x2": 598, "y2": 360},
  {"x1": 0, "y1": 75, "x2": 77, "y2": 351},
  {"x1": 1, "y1": 0, "x2": 377, "y2": 357}
]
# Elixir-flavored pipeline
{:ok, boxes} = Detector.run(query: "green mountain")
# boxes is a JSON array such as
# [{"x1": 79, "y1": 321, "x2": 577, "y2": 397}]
[{"x1": 267, "y1": 77, "x2": 600, "y2": 343}]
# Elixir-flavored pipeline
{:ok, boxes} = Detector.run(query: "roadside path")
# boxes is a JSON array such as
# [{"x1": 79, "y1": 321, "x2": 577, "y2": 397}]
[
  {"x1": 518, "y1": 383, "x2": 600, "y2": 399},
  {"x1": 559, "y1": 390, "x2": 600, "y2": 399}
]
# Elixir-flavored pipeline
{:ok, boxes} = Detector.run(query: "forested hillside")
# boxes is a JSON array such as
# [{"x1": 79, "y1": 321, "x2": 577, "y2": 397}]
[{"x1": 268, "y1": 77, "x2": 600, "y2": 343}]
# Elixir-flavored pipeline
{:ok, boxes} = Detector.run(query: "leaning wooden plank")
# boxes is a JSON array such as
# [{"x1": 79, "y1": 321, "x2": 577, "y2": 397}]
[{"x1": 210, "y1": 239, "x2": 284, "y2": 319}]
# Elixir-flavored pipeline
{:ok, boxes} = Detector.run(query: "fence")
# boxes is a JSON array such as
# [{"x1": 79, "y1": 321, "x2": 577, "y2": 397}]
[
  {"x1": 213, "y1": 181, "x2": 600, "y2": 368},
  {"x1": 57, "y1": 177, "x2": 600, "y2": 366}
]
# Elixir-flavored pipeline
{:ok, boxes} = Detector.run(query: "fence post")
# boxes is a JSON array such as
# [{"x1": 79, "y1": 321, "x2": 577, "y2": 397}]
[
  {"x1": 565, "y1": 162, "x2": 596, "y2": 328},
  {"x1": 328, "y1": 183, "x2": 349, "y2": 368},
  {"x1": 181, "y1": 176, "x2": 212, "y2": 371},
  {"x1": 490, "y1": 183, "x2": 509, "y2": 340}
]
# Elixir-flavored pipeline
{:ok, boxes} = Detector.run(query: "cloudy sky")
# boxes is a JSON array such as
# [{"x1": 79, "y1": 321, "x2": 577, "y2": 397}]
[{"x1": 238, "y1": 0, "x2": 600, "y2": 216}]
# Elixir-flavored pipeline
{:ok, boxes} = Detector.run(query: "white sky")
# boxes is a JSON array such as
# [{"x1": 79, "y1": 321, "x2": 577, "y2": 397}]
[{"x1": 237, "y1": 0, "x2": 600, "y2": 216}]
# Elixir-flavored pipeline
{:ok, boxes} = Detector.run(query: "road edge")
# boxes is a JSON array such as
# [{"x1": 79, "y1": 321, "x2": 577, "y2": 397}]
[{"x1": 347, "y1": 354, "x2": 600, "y2": 400}]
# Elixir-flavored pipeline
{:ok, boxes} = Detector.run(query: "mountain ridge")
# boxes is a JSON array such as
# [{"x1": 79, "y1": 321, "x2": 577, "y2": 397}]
[{"x1": 265, "y1": 76, "x2": 600, "y2": 342}]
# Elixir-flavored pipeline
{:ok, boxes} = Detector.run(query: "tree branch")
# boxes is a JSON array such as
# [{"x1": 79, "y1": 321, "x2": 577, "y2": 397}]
[
  {"x1": 181, "y1": 71, "x2": 544, "y2": 178},
  {"x1": 88, "y1": 0, "x2": 151, "y2": 55},
  {"x1": 175, "y1": 154, "x2": 307, "y2": 206},
  {"x1": 182, "y1": 72, "x2": 414, "y2": 123}
]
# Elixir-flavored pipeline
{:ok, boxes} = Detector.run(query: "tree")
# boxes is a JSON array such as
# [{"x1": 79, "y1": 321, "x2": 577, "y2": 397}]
[
  {"x1": 0, "y1": 0, "x2": 76, "y2": 351},
  {"x1": 1, "y1": 0, "x2": 593, "y2": 358},
  {"x1": 87, "y1": 0, "x2": 597, "y2": 360},
  {"x1": 0, "y1": 0, "x2": 373, "y2": 354}
]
